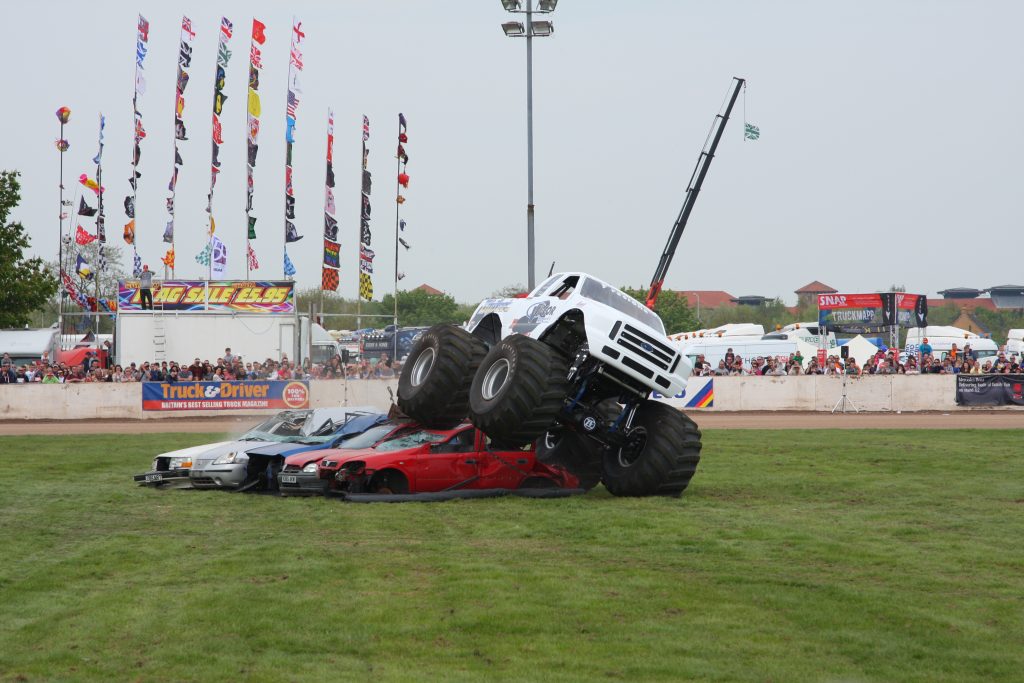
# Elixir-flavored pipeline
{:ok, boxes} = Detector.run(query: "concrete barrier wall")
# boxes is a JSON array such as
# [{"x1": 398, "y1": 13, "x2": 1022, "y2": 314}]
[{"x1": 0, "y1": 375, "x2": 998, "y2": 421}]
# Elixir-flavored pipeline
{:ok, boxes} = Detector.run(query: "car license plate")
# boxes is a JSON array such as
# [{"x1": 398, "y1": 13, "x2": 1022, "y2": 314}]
[
  {"x1": 145, "y1": 474, "x2": 163, "y2": 482},
  {"x1": 281, "y1": 475, "x2": 298, "y2": 484}
]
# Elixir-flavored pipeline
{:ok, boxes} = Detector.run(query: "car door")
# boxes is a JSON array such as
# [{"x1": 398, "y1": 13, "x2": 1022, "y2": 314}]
[
  {"x1": 416, "y1": 427, "x2": 480, "y2": 491},
  {"x1": 476, "y1": 432, "x2": 535, "y2": 489}
]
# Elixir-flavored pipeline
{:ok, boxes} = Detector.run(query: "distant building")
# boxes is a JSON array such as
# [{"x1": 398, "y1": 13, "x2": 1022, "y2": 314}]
[
  {"x1": 986, "y1": 285, "x2": 1024, "y2": 309},
  {"x1": 937, "y1": 287, "x2": 985, "y2": 300},
  {"x1": 414, "y1": 284, "x2": 444, "y2": 296},
  {"x1": 950, "y1": 309, "x2": 990, "y2": 336},
  {"x1": 731, "y1": 295, "x2": 770, "y2": 307},
  {"x1": 794, "y1": 280, "x2": 837, "y2": 306},
  {"x1": 674, "y1": 290, "x2": 737, "y2": 309}
]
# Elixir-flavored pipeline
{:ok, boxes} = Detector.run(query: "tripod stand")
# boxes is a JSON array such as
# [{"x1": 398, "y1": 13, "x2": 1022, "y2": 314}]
[{"x1": 831, "y1": 371, "x2": 860, "y2": 414}]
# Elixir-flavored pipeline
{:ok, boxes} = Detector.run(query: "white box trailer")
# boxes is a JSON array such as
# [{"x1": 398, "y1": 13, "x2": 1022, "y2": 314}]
[
  {"x1": 115, "y1": 311, "x2": 344, "y2": 367},
  {"x1": 116, "y1": 311, "x2": 301, "y2": 366}
]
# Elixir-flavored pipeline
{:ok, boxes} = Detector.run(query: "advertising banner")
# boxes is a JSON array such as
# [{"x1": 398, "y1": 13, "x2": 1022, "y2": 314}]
[
  {"x1": 955, "y1": 374, "x2": 1024, "y2": 406},
  {"x1": 142, "y1": 380, "x2": 309, "y2": 411},
  {"x1": 817, "y1": 293, "x2": 927, "y2": 333},
  {"x1": 119, "y1": 280, "x2": 294, "y2": 312},
  {"x1": 652, "y1": 377, "x2": 715, "y2": 409}
]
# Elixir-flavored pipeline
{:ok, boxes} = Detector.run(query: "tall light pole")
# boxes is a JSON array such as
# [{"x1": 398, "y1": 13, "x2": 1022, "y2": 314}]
[{"x1": 501, "y1": 0, "x2": 556, "y2": 290}]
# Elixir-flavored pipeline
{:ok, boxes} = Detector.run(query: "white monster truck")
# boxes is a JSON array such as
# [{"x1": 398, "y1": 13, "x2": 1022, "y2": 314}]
[{"x1": 397, "y1": 272, "x2": 702, "y2": 496}]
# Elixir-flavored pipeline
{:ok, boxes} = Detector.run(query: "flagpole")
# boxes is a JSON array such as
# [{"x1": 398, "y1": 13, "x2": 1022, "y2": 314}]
[
  {"x1": 95, "y1": 112, "x2": 103, "y2": 360},
  {"x1": 56, "y1": 108, "x2": 70, "y2": 346},
  {"x1": 393, "y1": 115, "x2": 401, "y2": 364}
]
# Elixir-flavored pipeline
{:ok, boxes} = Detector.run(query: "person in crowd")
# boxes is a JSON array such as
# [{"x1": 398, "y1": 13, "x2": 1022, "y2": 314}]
[
  {"x1": 0, "y1": 359, "x2": 16, "y2": 384},
  {"x1": 713, "y1": 360, "x2": 730, "y2": 376},
  {"x1": 110, "y1": 365, "x2": 124, "y2": 382},
  {"x1": 918, "y1": 337, "x2": 932, "y2": 361},
  {"x1": 41, "y1": 367, "x2": 59, "y2": 384},
  {"x1": 139, "y1": 264, "x2": 155, "y2": 310},
  {"x1": 724, "y1": 348, "x2": 735, "y2": 367},
  {"x1": 223, "y1": 347, "x2": 237, "y2": 365}
]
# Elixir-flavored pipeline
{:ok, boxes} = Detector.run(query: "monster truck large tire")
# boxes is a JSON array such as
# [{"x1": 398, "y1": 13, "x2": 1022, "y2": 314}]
[
  {"x1": 602, "y1": 400, "x2": 702, "y2": 497},
  {"x1": 468, "y1": 334, "x2": 569, "y2": 447},
  {"x1": 397, "y1": 324, "x2": 487, "y2": 429}
]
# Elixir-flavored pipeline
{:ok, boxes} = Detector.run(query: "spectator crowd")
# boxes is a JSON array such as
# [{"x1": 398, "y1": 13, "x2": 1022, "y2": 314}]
[
  {"x1": 690, "y1": 341, "x2": 1022, "y2": 378},
  {"x1": 0, "y1": 347, "x2": 403, "y2": 384}
]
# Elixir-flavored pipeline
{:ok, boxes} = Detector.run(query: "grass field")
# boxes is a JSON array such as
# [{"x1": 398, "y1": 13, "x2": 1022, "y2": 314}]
[{"x1": 1, "y1": 429, "x2": 1023, "y2": 682}]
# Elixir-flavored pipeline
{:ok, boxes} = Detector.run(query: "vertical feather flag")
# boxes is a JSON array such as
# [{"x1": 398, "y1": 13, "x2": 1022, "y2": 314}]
[
  {"x1": 206, "y1": 17, "x2": 234, "y2": 278},
  {"x1": 358, "y1": 115, "x2": 373, "y2": 301},
  {"x1": 164, "y1": 16, "x2": 196, "y2": 267},
  {"x1": 321, "y1": 109, "x2": 339, "y2": 291},
  {"x1": 125, "y1": 14, "x2": 149, "y2": 273},
  {"x1": 283, "y1": 16, "x2": 305, "y2": 282},
  {"x1": 245, "y1": 18, "x2": 266, "y2": 275},
  {"x1": 394, "y1": 112, "x2": 410, "y2": 298}
]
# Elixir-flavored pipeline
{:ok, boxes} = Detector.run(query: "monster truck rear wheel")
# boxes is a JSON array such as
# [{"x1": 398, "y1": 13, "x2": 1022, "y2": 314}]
[
  {"x1": 468, "y1": 334, "x2": 569, "y2": 447},
  {"x1": 398, "y1": 324, "x2": 487, "y2": 429},
  {"x1": 536, "y1": 431, "x2": 604, "y2": 491},
  {"x1": 602, "y1": 400, "x2": 702, "y2": 497}
]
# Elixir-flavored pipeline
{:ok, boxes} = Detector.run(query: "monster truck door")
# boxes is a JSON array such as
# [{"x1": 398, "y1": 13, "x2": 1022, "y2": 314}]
[{"x1": 417, "y1": 427, "x2": 480, "y2": 491}]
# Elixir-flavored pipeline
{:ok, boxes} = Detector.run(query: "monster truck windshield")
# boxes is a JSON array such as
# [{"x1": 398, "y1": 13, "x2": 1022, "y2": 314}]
[{"x1": 580, "y1": 277, "x2": 665, "y2": 334}]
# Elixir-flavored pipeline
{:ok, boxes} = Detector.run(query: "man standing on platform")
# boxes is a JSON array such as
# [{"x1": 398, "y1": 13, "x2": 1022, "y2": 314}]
[{"x1": 139, "y1": 265, "x2": 155, "y2": 310}]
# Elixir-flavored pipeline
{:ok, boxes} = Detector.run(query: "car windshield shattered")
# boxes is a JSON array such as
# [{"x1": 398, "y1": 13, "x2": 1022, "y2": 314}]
[
  {"x1": 240, "y1": 411, "x2": 336, "y2": 443},
  {"x1": 372, "y1": 429, "x2": 452, "y2": 452},
  {"x1": 580, "y1": 276, "x2": 665, "y2": 334}
]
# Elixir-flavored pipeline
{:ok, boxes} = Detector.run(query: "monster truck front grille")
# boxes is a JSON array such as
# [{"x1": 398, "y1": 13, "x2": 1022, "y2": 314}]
[{"x1": 616, "y1": 324, "x2": 676, "y2": 370}]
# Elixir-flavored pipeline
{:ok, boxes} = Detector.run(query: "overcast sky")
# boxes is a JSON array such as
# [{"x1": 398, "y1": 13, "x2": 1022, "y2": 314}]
[{"x1": 5, "y1": 1, "x2": 1022, "y2": 304}]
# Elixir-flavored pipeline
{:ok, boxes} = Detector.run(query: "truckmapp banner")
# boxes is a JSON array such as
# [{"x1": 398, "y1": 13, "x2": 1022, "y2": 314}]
[
  {"x1": 142, "y1": 380, "x2": 309, "y2": 411},
  {"x1": 817, "y1": 293, "x2": 927, "y2": 333},
  {"x1": 118, "y1": 280, "x2": 295, "y2": 312},
  {"x1": 955, "y1": 374, "x2": 1024, "y2": 407}
]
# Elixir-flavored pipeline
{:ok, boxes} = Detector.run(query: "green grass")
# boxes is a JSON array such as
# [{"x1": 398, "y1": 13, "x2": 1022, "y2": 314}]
[{"x1": 1, "y1": 430, "x2": 1023, "y2": 682}]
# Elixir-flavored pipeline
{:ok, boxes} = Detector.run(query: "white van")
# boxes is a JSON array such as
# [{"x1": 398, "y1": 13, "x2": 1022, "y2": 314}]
[
  {"x1": 905, "y1": 326, "x2": 998, "y2": 361},
  {"x1": 778, "y1": 322, "x2": 838, "y2": 350},
  {"x1": 673, "y1": 337, "x2": 798, "y2": 372},
  {"x1": 1006, "y1": 329, "x2": 1024, "y2": 356}
]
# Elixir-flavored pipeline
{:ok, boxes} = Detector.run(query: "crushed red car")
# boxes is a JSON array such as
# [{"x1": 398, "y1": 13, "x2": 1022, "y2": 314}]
[
  {"x1": 276, "y1": 420, "x2": 417, "y2": 495},
  {"x1": 316, "y1": 422, "x2": 580, "y2": 500}
]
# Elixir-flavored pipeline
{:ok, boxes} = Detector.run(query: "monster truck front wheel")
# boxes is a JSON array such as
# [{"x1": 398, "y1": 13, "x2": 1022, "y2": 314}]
[
  {"x1": 602, "y1": 400, "x2": 702, "y2": 497},
  {"x1": 398, "y1": 324, "x2": 487, "y2": 429},
  {"x1": 468, "y1": 335, "x2": 569, "y2": 447}
]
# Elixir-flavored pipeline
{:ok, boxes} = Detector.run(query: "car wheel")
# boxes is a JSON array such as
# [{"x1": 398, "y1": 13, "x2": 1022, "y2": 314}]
[
  {"x1": 601, "y1": 400, "x2": 702, "y2": 497},
  {"x1": 468, "y1": 334, "x2": 569, "y2": 447},
  {"x1": 398, "y1": 324, "x2": 487, "y2": 429}
]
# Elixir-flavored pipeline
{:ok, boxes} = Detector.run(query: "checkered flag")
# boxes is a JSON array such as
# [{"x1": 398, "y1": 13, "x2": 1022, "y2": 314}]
[
  {"x1": 359, "y1": 272, "x2": 373, "y2": 301},
  {"x1": 322, "y1": 266, "x2": 339, "y2": 292},
  {"x1": 247, "y1": 244, "x2": 260, "y2": 271}
]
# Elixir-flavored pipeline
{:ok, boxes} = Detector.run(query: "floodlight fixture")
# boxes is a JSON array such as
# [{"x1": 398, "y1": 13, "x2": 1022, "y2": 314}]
[
  {"x1": 502, "y1": 21, "x2": 525, "y2": 36},
  {"x1": 501, "y1": 0, "x2": 521, "y2": 10},
  {"x1": 537, "y1": 0, "x2": 558, "y2": 11},
  {"x1": 530, "y1": 20, "x2": 554, "y2": 37}
]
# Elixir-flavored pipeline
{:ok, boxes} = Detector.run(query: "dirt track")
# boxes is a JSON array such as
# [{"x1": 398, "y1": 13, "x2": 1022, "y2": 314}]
[{"x1": 2, "y1": 411, "x2": 1022, "y2": 436}]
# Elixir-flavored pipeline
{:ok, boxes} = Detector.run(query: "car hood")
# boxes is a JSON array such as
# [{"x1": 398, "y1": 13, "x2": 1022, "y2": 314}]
[
  {"x1": 244, "y1": 442, "x2": 325, "y2": 458},
  {"x1": 325, "y1": 444, "x2": 426, "y2": 468},
  {"x1": 284, "y1": 447, "x2": 337, "y2": 468},
  {"x1": 191, "y1": 440, "x2": 279, "y2": 466},
  {"x1": 157, "y1": 441, "x2": 231, "y2": 460}
]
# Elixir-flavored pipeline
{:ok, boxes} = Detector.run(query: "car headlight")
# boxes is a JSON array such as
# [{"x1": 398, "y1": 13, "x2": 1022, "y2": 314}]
[
  {"x1": 302, "y1": 463, "x2": 318, "y2": 473},
  {"x1": 212, "y1": 451, "x2": 247, "y2": 465},
  {"x1": 168, "y1": 456, "x2": 193, "y2": 469}
]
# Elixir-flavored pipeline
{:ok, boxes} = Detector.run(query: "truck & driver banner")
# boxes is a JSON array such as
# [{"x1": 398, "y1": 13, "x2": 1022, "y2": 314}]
[
  {"x1": 118, "y1": 280, "x2": 295, "y2": 313},
  {"x1": 955, "y1": 374, "x2": 1024, "y2": 407},
  {"x1": 142, "y1": 380, "x2": 310, "y2": 411}
]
